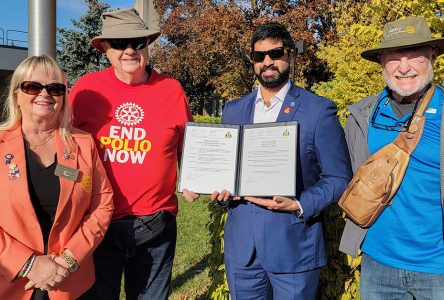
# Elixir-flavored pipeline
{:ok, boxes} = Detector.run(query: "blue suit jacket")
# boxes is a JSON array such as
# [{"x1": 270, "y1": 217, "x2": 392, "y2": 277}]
[{"x1": 222, "y1": 83, "x2": 352, "y2": 273}]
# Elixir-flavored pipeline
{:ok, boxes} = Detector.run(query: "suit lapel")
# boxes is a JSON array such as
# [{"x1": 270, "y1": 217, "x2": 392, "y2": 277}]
[
  {"x1": 53, "y1": 131, "x2": 78, "y2": 223},
  {"x1": 1, "y1": 125, "x2": 43, "y2": 251},
  {"x1": 277, "y1": 83, "x2": 301, "y2": 122},
  {"x1": 245, "y1": 91, "x2": 256, "y2": 124}
]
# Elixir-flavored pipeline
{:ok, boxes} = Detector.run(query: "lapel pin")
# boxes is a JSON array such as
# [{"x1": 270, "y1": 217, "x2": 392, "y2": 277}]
[
  {"x1": 8, "y1": 162, "x2": 20, "y2": 180},
  {"x1": 290, "y1": 102, "x2": 295, "y2": 107},
  {"x1": 5, "y1": 153, "x2": 13, "y2": 164},
  {"x1": 63, "y1": 148, "x2": 69, "y2": 160},
  {"x1": 63, "y1": 148, "x2": 74, "y2": 160},
  {"x1": 284, "y1": 107, "x2": 291, "y2": 114}
]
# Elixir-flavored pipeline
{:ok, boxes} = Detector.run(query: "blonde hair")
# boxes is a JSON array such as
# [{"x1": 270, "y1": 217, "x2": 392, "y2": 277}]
[{"x1": 0, "y1": 55, "x2": 74, "y2": 149}]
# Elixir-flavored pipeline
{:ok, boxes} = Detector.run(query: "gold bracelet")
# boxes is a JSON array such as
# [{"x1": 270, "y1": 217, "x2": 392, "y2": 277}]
[{"x1": 61, "y1": 250, "x2": 80, "y2": 273}]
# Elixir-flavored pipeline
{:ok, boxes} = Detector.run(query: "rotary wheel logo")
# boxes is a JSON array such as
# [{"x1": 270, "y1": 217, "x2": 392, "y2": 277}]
[
  {"x1": 405, "y1": 25, "x2": 415, "y2": 34},
  {"x1": 115, "y1": 103, "x2": 144, "y2": 126}
]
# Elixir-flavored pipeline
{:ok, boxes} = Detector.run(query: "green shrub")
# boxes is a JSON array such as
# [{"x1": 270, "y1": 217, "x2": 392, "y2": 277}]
[
  {"x1": 193, "y1": 115, "x2": 221, "y2": 124},
  {"x1": 191, "y1": 115, "x2": 228, "y2": 299}
]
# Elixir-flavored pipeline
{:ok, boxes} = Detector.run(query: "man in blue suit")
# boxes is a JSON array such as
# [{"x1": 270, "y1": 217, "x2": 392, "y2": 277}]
[
  {"x1": 209, "y1": 23, "x2": 352, "y2": 299},
  {"x1": 182, "y1": 22, "x2": 352, "y2": 299}
]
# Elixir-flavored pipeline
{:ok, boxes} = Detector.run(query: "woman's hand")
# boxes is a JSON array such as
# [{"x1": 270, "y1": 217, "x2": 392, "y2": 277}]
[{"x1": 24, "y1": 255, "x2": 69, "y2": 291}]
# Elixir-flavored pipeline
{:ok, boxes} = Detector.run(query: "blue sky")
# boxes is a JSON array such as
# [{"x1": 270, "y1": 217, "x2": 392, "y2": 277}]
[{"x1": 0, "y1": 0, "x2": 133, "y2": 46}]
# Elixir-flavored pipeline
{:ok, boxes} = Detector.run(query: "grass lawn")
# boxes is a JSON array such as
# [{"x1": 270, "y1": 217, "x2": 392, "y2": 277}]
[
  {"x1": 120, "y1": 194, "x2": 213, "y2": 299},
  {"x1": 170, "y1": 195, "x2": 212, "y2": 299}
]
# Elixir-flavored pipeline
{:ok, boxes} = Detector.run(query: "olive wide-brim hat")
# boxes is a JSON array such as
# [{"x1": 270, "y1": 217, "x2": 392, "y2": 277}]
[
  {"x1": 361, "y1": 16, "x2": 444, "y2": 63},
  {"x1": 91, "y1": 8, "x2": 161, "y2": 52}
]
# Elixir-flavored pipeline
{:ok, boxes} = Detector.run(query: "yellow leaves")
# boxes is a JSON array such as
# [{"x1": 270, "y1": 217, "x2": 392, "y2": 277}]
[
  {"x1": 210, "y1": 284, "x2": 230, "y2": 300},
  {"x1": 341, "y1": 293, "x2": 353, "y2": 300},
  {"x1": 220, "y1": 211, "x2": 228, "y2": 223},
  {"x1": 434, "y1": 56, "x2": 444, "y2": 86},
  {"x1": 346, "y1": 253, "x2": 362, "y2": 268},
  {"x1": 315, "y1": 0, "x2": 444, "y2": 120},
  {"x1": 314, "y1": 22, "x2": 384, "y2": 114},
  {"x1": 351, "y1": 24, "x2": 382, "y2": 41}
]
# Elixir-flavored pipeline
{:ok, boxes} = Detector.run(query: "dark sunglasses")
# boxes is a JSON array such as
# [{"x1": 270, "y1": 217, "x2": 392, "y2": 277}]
[
  {"x1": 105, "y1": 37, "x2": 148, "y2": 50},
  {"x1": 251, "y1": 47, "x2": 289, "y2": 63},
  {"x1": 20, "y1": 81, "x2": 66, "y2": 96}
]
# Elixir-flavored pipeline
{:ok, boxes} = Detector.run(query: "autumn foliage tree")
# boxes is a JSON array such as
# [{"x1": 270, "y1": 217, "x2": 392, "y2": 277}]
[
  {"x1": 152, "y1": 0, "x2": 336, "y2": 115},
  {"x1": 314, "y1": 0, "x2": 444, "y2": 117}
]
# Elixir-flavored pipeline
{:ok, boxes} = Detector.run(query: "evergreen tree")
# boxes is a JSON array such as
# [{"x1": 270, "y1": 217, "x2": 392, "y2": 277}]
[{"x1": 57, "y1": 0, "x2": 111, "y2": 86}]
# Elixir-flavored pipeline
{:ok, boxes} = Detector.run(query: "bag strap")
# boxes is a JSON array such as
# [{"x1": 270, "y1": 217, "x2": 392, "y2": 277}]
[{"x1": 393, "y1": 84, "x2": 435, "y2": 154}]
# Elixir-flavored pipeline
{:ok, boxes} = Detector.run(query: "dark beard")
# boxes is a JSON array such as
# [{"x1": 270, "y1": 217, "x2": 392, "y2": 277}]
[{"x1": 255, "y1": 65, "x2": 290, "y2": 88}]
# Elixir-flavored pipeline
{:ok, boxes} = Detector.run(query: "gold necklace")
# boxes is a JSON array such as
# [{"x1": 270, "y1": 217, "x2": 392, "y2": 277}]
[{"x1": 25, "y1": 133, "x2": 55, "y2": 151}]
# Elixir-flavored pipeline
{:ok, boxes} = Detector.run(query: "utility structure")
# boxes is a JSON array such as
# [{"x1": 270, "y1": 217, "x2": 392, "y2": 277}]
[
  {"x1": 134, "y1": 0, "x2": 160, "y2": 39},
  {"x1": 28, "y1": 0, "x2": 56, "y2": 57},
  {"x1": 291, "y1": 40, "x2": 306, "y2": 83},
  {"x1": 28, "y1": 0, "x2": 159, "y2": 58},
  {"x1": 0, "y1": 0, "x2": 161, "y2": 116}
]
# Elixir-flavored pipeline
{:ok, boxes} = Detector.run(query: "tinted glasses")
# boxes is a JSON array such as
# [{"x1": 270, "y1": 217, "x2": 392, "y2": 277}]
[
  {"x1": 106, "y1": 37, "x2": 148, "y2": 50},
  {"x1": 370, "y1": 98, "x2": 419, "y2": 132},
  {"x1": 251, "y1": 47, "x2": 289, "y2": 63},
  {"x1": 20, "y1": 81, "x2": 66, "y2": 96}
]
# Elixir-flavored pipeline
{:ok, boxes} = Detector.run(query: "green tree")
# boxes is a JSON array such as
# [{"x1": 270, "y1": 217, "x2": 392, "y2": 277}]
[{"x1": 57, "y1": 0, "x2": 111, "y2": 86}]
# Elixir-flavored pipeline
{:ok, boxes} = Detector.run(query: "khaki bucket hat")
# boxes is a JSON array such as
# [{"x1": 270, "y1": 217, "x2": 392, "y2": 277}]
[
  {"x1": 361, "y1": 16, "x2": 444, "y2": 63},
  {"x1": 91, "y1": 8, "x2": 161, "y2": 52}
]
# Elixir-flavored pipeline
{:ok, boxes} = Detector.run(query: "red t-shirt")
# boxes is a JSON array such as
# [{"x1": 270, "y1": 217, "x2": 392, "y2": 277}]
[{"x1": 70, "y1": 67, "x2": 193, "y2": 219}]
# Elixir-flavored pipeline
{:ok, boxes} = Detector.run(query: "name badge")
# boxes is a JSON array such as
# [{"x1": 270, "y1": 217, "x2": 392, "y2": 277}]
[{"x1": 54, "y1": 164, "x2": 79, "y2": 181}]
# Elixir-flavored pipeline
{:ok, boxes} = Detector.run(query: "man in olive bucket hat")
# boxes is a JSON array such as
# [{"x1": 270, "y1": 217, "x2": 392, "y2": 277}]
[
  {"x1": 339, "y1": 16, "x2": 444, "y2": 299},
  {"x1": 70, "y1": 8, "x2": 193, "y2": 300}
]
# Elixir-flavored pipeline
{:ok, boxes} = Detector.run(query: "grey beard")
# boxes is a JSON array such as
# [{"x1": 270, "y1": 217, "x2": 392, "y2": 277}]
[{"x1": 383, "y1": 62, "x2": 434, "y2": 97}]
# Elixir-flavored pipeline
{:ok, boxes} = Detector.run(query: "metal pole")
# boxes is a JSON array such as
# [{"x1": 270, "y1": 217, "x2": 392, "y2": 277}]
[
  {"x1": 133, "y1": 0, "x2": 160, "y2": 51},
  {"x1": 292, "y1": 40, "x2": 306, "y2": 83},
  {"x1": 28, "y1": 0, "x2": 56, "y2": 58},
  {"x1": 133, "y1": 0, "x2": 160, "y2": 32}
]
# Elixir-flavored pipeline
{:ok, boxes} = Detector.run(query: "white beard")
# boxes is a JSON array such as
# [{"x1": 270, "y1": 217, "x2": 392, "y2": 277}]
[{"x1": 383, "y1": 61, "x2": 434, "y2": 97}]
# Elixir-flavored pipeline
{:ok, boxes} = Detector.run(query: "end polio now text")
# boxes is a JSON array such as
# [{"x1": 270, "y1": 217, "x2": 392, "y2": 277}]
[{"x1": 99, "y1": 125, "x2": 152, "y2": 164}]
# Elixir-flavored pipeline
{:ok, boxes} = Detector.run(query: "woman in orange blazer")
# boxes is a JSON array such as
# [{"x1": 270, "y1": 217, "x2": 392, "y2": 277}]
[{"x1": 0, "y1": 55, "x2": 114, "y2": 300}]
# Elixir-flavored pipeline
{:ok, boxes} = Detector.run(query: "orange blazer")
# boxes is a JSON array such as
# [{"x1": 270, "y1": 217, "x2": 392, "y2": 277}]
[{"x1": 0, "y1": 124, "x2": 114, "y2": 300}]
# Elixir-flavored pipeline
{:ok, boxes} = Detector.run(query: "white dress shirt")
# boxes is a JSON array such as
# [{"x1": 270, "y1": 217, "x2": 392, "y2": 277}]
[
  {"x1": 252, "y1": 80, "x2": 303, "y2": 216},
  {"x1": 253, "y1": 81, "x2": 291, "y2": 124}
]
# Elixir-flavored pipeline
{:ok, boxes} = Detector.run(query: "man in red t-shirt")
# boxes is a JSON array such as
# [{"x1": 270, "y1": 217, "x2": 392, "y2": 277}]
[{"x1": 70, "y1": 8, "x2": 193, "y2": 300}]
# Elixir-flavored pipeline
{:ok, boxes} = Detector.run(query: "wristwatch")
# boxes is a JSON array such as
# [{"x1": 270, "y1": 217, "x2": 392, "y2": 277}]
[{"x1": 61, "y1": 250, "x2": 80, "y2": 273}]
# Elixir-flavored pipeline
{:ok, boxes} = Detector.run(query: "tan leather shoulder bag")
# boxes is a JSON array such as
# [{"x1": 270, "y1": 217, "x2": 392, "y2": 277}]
[{"x1": 339, "y1": 85, "x2": 435, "y2": 228}]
